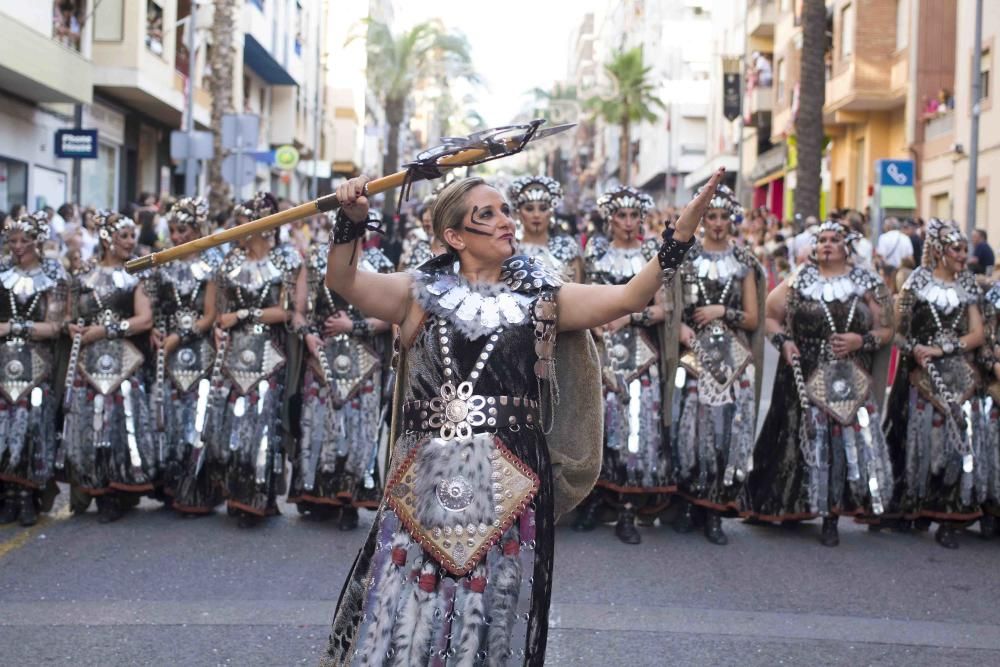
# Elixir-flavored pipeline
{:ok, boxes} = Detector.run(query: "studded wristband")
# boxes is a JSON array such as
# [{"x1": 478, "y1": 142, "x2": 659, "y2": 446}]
[
  {"x1": 770, "y1": 332, "x2": 789, "y2": 350},
  {"x1": 352, "y1": 318, "x2": 374, "y2": 337},
  {"x1": 333, "y1": 209, "x2": 382, "y2": 245},
  {"x1": 861, "y1": 332, "x2": 879, "y2": 352},
  {"x1": 657, "y1": 227, "x2": 696, "y2": 275},
  {"x1": 724, "y1": 308, "x2": 745, "y2": 326}
]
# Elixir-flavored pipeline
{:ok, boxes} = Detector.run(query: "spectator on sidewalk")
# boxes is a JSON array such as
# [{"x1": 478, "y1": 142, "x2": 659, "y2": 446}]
[
  {"x1": 969, "y1": 228, "x2": 995, "y2": 276},
  {"x1": 847, "y1": 211, "x2": 874, "y2": 269},
  {"x1": 875, "y1": 217, "x2": 913, "y2": 287},
  {"x1": 902, "y1": 218, "x2": 923, "y2": 267}
]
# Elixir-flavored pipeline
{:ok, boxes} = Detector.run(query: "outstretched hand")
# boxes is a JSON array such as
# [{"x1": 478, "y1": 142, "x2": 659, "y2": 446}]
[{"x1": 674, "y1": 167, "x2": 726, "y2": 242}]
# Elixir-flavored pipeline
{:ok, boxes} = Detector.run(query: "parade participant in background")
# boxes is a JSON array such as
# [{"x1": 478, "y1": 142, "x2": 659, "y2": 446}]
[
  {"x1": 883, "y1": 218, "x2": 987, "y2": 549},
  {"x1": 508, "y1": 175, "x2": 582, "y2": 282},
  {"x1": 288, "y1": 212, "x2": 393, "y2": 530},
  {"x1": 145, "y1": 197, "x2": 224, "y2": 516},
  {"x1": 398, "y1": 196, "x2": 437, "y2": 270},
  {"x1": 749, "y1": 220, "x2": 894, "y2": 546},
  {"x1": 578, "y1": 185, "x2": 671, "y2": 545},
  {"x1": 670, "y1": 185, "x2": 765, "y2": 545},
  {"x1": 977, "y1": 278, "x2": 1000, "y2": 537},
  {"x1": 209, "y1": 192, "x2": 299, "y2": 528},
  {"x1": 0, "y1": 212, "x2": 69, "y2": 526},
  {"x1": 63, "y1": 211, "x2": 155, "y2": 523},
  {"x1": 319, "y1": 169, "x2": 717, "y2": 666}
]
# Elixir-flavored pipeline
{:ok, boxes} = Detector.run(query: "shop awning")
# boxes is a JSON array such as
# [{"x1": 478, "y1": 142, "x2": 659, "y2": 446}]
[
  {"x1": 244, "y1": 35, "x2": 297, "y2": 86},
  {"x1": 880, "y1": 185, "x2": 917, "y2": 209}
]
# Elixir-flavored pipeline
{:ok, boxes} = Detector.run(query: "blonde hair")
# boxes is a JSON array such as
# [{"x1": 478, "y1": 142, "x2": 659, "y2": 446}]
[{"x1": 431, "y1": 176, "x2": 488, "y2": 253}]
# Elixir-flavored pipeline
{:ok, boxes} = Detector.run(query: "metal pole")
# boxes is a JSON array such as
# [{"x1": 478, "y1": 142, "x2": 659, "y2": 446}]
[
  {"x1": 72, "y1": 103, "x2": 83, "y2": 204},
  {"x1": 666, "y1": 104, "x2": 674, "y2": 206},
  {"x1": 183, "y1": 9, "x2": 197, "y2": 196},
  {"x1": 966, "y1": 0, "x2": 983, "y2": 238},
  {"x1": 311, "y1": 2, "x2": 323, "y2": 200}
]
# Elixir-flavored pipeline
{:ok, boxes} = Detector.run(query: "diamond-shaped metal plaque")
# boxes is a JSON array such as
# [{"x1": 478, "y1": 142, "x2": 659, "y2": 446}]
[
  {"x1": 223, "y1": 330, "x2": 285, "y2": 395},
  {"x1": 806, "y1": 359, "x2": 871, "y2": 425},
  {"x1": 604, "y1": 328, "x2": 659, "y2": 384},
  {"x1": 168, "y1": 338, "x2": 215, "y2": 393},
  {"x1": 911, "y1": 355, "x2": 979, "y2": 414},
  {"x1": 308, "y1": 335, "x2": 380, "y2": 408},
  {"x1": 0, "y1": 341, "x2": 49, "y2": 403},
  {"x1": 80, "y1": 339, "x2": 144, "y2": 395},
  {"x1": 693, "y1": 323, "x2": 752, "y2": 393}
]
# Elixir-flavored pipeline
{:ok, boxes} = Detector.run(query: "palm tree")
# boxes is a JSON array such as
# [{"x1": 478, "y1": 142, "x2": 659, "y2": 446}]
[
  {"x1": 585, "y1": 47, "x2": 664, "y2": 185},
  {"x1": 207, "y1": 0, "x2": 236, "y2": 216},
  {"x1": 529, "y1": 83, "x2": 579, "y2": 124},
  {"x1": 795, "y1": 0, "x2": 827, "y2": 219},
  {"x1": 353, "y1": 19, "x2": 478, "y2": 215}
]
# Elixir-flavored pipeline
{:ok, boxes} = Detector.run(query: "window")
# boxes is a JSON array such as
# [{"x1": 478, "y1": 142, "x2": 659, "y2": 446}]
[
  {"x1": 840, "y1": 3, "x2": 855, "y2": 59},
  {"x1": 145, "y1": 0, "x2": 164, "y2": 57},
  {"x1": 931, "y1": 193, "x2": 950, "y2": 219},
  {"x1": 895, "y1": 0, "x2": 909, "y2": 51},
  {"x1": 777, "y1": 58, "x2": 786, "y2": 101},
  {"x1": 980, "y1": 47, "x2": 991, "y2": 102}
]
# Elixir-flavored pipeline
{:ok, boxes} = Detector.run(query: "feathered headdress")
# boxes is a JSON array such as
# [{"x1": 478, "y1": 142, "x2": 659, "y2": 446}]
[
  {"x1": 596, "y1": 185, "x2": 654, "y2": 220},
  {"x1": 508, "y1": 175, "x2": 563, "y2": 209}
]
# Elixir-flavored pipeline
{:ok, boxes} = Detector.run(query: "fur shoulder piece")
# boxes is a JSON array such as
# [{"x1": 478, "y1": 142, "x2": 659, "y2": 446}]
[{"x1": 412, "y1": 255, "x2": 560, "y2": 340}]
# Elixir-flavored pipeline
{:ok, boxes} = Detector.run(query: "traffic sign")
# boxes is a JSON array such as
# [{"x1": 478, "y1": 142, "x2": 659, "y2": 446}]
[
  {"x1": 222, "y1": 153, "x2": 256, "y2": 187},
  {"x1": 274, "y1": 145, "x2": 300, "y2": 171},
  {"x1": 221, "y1": 114, "x2": 259, "y2": 150},
  {"x1": 170, "y1": 130, "x2": 214, "y2": 160}
]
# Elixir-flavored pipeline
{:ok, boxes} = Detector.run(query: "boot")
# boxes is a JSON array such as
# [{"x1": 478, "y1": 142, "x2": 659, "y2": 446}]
[
  {"x1": 0, "y1": 489, "x2": 19, "y2": 524},
  {"x1": 96, "y1": 494, "x2": 123, "y2": 524},
  {"x1": 980, "y1": 514, "x2": 996, "y2": 540},
  {"x1": 913, "y1": 517, "x2": 932, "y2": 532},
  {"x1": 704, "y1": 511, "x2": 728, "y2": 545},
  {"x1": 338, "y1": 506, "x2": 359, "y2": 531},
  {"x1": 571, "y1": 497, "x2": 600, "y2": 532},
  {"x1": 18, "y1": 490, "x2": 37, "y2": 527},
  {"x1": 237, "y1": 511, "x2": 262, "y2": 529},
  {"x1": 935, "y1": 522, "x2": 959, "y2": 549},
  {"x1": 673, "y1": 500, "x2": 695, "y2": 534},
  {"x1": 615, "y1": 506, "x2": 641, "y2": 545},
  {"x1": 820, "y1": 516, "x2": 840, "y2": 547}
]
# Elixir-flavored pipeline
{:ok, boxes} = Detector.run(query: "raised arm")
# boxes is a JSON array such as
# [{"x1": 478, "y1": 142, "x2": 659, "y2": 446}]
[
  {"x1": 325, "y1": 177, "x2": 413, "y2": 326},
  {"x1": 556, "y1": 167, "x2": 725, "y2": 332}
]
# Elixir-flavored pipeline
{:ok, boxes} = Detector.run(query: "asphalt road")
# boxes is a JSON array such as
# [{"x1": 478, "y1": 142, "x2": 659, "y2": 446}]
[{"x1": 1, "y1": 489, "x2": 999, "y2": 667}]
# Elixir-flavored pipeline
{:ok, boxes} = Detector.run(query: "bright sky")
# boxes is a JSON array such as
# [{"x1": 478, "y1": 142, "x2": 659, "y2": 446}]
[{"x1": 393, "y1": 0, "x2": 604, "y2": 127}]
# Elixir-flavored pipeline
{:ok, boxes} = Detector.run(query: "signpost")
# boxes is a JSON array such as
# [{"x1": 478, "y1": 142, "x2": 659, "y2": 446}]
[
  {"x1": 54, "y1": 130, "x2": 99, "y2": 159},
  {"x1": 872, "y1": 158, "x2": 917, "y2": 238},
  {"x1": 221, "y1": 113, "x2": 260, "y2": 196}
]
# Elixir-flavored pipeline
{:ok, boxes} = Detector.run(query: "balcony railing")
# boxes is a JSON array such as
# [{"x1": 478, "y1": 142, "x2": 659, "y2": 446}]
[{"x1": 924, "y1": 111, "x2": 954, "y2": 141}]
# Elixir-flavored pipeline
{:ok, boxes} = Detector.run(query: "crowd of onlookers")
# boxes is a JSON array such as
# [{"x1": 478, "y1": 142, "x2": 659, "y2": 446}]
[{"x1": 1, "y1": 193, "x2": 994, "y2": 300}]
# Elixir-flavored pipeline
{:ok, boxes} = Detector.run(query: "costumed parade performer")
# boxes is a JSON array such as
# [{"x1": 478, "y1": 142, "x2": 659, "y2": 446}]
[
  {"x1": 883, "y1": 218, "x2": 988, "y2": 548},
  {"x1": 146, "y1": 197, "x2": 225, "y2": 515},
  {"x1": 63, "y1": 211, "x2": 155, "y2": 523},
  {"x1": 288, "y1": 212, "x2": 394, "y2": 529},
  {"x1": 748, "y1": 220, "x2": 894, "y2": 546},
  {"x1": 319, "y1": 168, "x2": 723, "y2": 666},
  {"x1": 209, "y1": 192, "x2": 300, "y2": 527},
  {"x1": 576, "y1": 185, "x2": 672, "y2": 545},
  {"x1": 669, "y1": 185, "x2": 764, "y2": 545},
  {"x1": 0, "y1": 211, "x2": 69, "y2": 526},
  {"x1": 508, "y1": 175, "x2": 582, "y2": 283}
]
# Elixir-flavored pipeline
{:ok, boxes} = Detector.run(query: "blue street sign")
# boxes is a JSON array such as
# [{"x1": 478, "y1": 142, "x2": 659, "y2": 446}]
[
  {"x1": 54, "y1": 129, "x2": 98, "y2": 159},
  {"x1": 875, "y1": 159, "x2": 914, "y2": 187}
]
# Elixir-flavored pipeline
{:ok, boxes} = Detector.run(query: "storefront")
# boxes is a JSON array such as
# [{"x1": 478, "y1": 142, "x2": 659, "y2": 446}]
[
  {"x1": 0, "y1": 92, "x2": 74, "y2": 212},
  {"x1": 79, "y1": 101, "x2": 125, "y2": 210}
]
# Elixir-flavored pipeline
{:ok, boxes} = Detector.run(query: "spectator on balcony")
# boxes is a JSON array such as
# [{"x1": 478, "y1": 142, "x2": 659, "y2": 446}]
[
  {"x1": 751, "y1": 52, "x2": 772, "y2": 87},
  {"x1": 969, "y1": 228, "x2": 995, "y2": 276},
  {"x1": 53, "y1": 1, "x2": 81, "y2": 51},
  {"x1": 146, "y1": 4, "x2": 164, "y2": 56}
]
